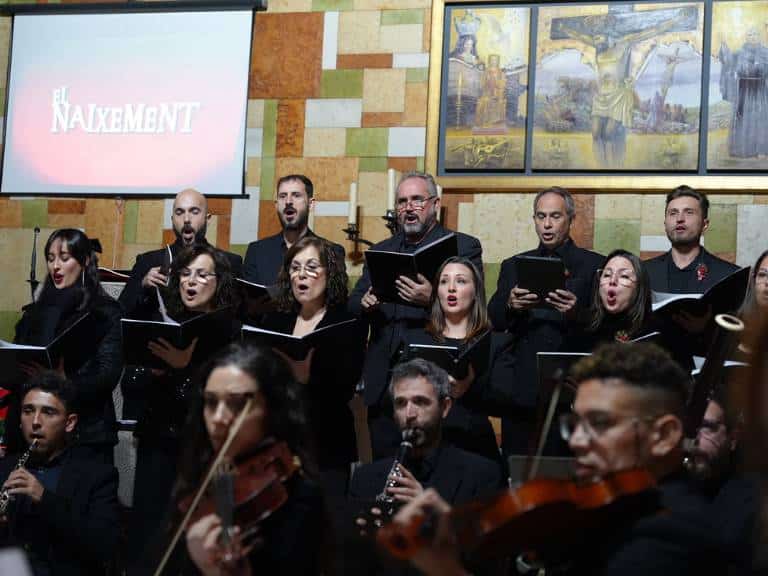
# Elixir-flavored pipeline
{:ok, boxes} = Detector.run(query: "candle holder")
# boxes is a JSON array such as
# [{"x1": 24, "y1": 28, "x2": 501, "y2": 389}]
[
  {"x1": 382, "y1": 209, "x2": 398, "y2": 236},
  {"x1": 343, "y1": 207, "x2": 373, "y2": 263}
]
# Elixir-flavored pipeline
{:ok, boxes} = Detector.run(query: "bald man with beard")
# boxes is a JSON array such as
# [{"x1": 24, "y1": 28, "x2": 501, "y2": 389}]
[{"x1": 119, "y1": 188, "x2": 243, "y2": 320}]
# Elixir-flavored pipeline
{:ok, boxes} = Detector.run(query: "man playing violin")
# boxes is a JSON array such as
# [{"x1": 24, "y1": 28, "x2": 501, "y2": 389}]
[
  {"x1": 0, "y1": 372, "x2": 119, "y2": 576},
  {"x1": 388, "y1": 343, "x2": 726, "y2": 576}
]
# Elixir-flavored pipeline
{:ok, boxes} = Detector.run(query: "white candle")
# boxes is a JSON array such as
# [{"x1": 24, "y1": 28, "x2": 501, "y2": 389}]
[
  {"x1": 387, "y1": 168, "x2": 396, "y2": 211},
  {"x1": 436, "y1": 184, "x2": 442, "y2": 200},
  {"x1": 348, "y1": 182, "x2": 358, "y2": 225}
]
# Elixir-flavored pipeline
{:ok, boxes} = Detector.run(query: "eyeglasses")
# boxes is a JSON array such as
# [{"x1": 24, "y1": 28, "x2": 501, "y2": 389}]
[
  {"x1": 179, "y1": 268, "x2": 218, "y2": 283},
  {"x1": 289, "y1": 260, "x2": 324, "y2": 277},
  {"x1": 756, "y1": 269, "x2": 768, "y2": 284},
  {"x1": 559, "y1": 412, "x2": 656, "y2": 442},
  {"x1": 396, "y1": 196, "x2": 437, "y2": 211},
  {"x1": 202, "y1": 392, "x2": 255, "y2": 416},
  {"x1": 597, "y1": 268, "x2": 637, "y2": 287}
]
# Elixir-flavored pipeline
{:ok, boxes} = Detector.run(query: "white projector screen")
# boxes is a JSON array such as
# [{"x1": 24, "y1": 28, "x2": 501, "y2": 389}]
[{"x1": 1, "y1": 10, "x2": 253, "y2": 196}]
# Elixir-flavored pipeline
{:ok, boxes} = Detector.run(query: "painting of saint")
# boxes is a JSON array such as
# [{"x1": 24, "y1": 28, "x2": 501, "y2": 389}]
[
  {"x1": 708, "y1": 1, "x2": 768, "y2": 170},
  {"x1": 441, "y1": 7, "x2": 530, "y2": 171},
  {"x1": 532, "y1": 3, "x2": 704, "y2": 171}
]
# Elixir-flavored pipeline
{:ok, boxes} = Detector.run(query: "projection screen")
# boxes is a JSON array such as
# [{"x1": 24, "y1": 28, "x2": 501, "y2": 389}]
[{"x1": 1, "y1": 10, "x2": 253, "y2": 196}]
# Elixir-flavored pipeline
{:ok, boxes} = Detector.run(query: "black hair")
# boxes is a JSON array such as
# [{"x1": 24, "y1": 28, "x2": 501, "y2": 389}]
[
  {"x1": 41, "y1": 228, "x2": 101, "y2": 311},
  {"x1": 666, "y1": 185, "x2": 709, "y2": 219},
  {"x1": 21, "y1": 371, "x2": 79, "y2": 415},
  {"x1": 276, "y1": 174, "x2": 314, "y2": 198}
]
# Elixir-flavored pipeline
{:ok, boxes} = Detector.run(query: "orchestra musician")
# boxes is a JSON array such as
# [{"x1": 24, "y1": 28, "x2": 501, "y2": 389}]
[
  {"x1": 387, "y1": 343, "x2": 726, "y2": 576},
  {"x1": 167, "y1": 343, "x2": 325, "y2": 575},
  {"x1": 126, "y1": 244, "x2": 240, "y2": 569},
  {"x1": 349, "y1": 171, "x2": 483, "y2": 459},
  {"x1": 401, "y1": 256, "x2": 514, "y2": 465},
  {"x1": 0, "y1": 372, "x2": 119, "y2": 576},
  {"x1": 11, "y1": 228, "x2": 123, "y2": 464},
  {"x1": 347, "y1": 358, "x2": 503, "y2": 575}
]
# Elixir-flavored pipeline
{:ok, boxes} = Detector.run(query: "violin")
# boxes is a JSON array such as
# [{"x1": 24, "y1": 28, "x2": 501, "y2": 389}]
[{"x1": 377, "y1": 468, "x2": 658, "y2": 562}]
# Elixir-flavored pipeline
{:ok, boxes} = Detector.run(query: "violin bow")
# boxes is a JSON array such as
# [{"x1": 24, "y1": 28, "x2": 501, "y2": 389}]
[
  {"x1": 153, "y1": 397, "x2": 254, "y2": 576},
  {"x1": 527, "y1": 368, "x2": 564, "y2": 481}
]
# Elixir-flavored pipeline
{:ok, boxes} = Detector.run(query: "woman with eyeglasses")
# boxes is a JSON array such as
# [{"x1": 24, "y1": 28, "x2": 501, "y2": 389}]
[
  {"x1": 260, "y1": 236, "x2": 365, "y2": 502},
  {"x1": 160, "y1": 343, "x2": 325, "y2": 575},
  {"x1": 126, "y1": 243, "x2": 240, "y2": 567},
  {"x1": 400, "y1": 256, "x2": 515, "y2": 466},
  {"x1": 10, "y1": 228, "x2": 122, "y2": 463},
  {"x1": 738, "y1": 249, "x2": 768, "y2": 319}
]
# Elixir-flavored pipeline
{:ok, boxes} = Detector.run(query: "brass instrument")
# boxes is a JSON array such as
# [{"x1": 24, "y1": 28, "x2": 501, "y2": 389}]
[
  {"x1": 375, "y1": 429, "x2": 415, "y2": 518},
  {"x1": 0, "y1": 439, "x2": 39, "y2": 515}
]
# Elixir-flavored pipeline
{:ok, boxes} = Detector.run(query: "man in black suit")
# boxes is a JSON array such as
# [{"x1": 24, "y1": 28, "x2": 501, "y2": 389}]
[
  {"x1": 349, "y1": 171, "x2": 483, "y2": 459},
  {"x1": 389, "y1": 343, "x2": 725, "y2": 576},
  {"x1": 119, "y1": 187, "x2": 243, "y2": 319},
  {"x1": 0, "y1": 373, "x2": 119, "y2": 576},
  {"x1": 487, "y1": 186, "x2": 603, "y2": 456},
  {"x1": 644, "y1": 186, "x2": 737, "y2": 295},
  {"x1": 242, "y1": 174, "x2": 345, "y2": 286},
  {"x1": 347, "y1": 359, "x2": 502, "y2": 575}
]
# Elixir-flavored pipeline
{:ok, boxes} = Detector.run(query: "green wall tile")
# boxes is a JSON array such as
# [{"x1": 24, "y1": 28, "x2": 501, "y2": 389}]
[
  {"x1": 21, "y1": 200, "x2": 47, "y2": 229},
  {"x1": 482, "y1": 262, "x2": 501, "y2": 303},
  {"x1": 593, "y1": 220, "x2": 641, "y2": 255},
  {"x1": 312, "y1": 0, "x2": 353, "y2": 11},
  {"x1": 262, "y1": 100, "x2": 278, "y2": 158},
  {"x1": 122, "y1": 200, "x2": 139, "y2": 244},
  {"x1": 381, "y1": 9, "x2": 424, "y2": 25},
  {"x1": 229, "y1": 243, "x2": 249, "y2": 259},
  {"x1": 346, "y1": 128, "x2": 388, "y2": 157},
  {"x1": 416, "y1": 157, "x2": 425, "y2": 171},
  {"x1": 706, "y1": 204, "x2": 737, "y2": 253},
  {"x1": 406, "y1": 68, "x2": 429, "y2": 83},
  {"x1": 260, "y1": 157, "x2": 276, "y2": 200},
  {"x1": 320, "y1": 70, "x2": 363, "y2": 99},
  {"x1": 0, "y1": 310, "x2": 21, "y2": 342},
  {"x1": 358, "y1": 157, "x2": 388, "y2": 172}
]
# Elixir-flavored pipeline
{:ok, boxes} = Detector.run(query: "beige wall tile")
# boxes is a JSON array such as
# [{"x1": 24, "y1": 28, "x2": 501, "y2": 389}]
[
  {"x1": 594, "y1": 194, "x2": 643, "y2": 220},
  {"x1": 469, "y1": 194, "x2": 538, "y2": 263},
  {"x1": 640, "y1": 194, "x2": 667, "y2": 235},
  {"x1": 303, "y1": 128, "x2": 348, "y2": 157},
  {"x1": 354, "y1": 0, "x2": 430, "y2": 10},
  {"x1": 403, "y1": 82, "x2": 427, "y2": 126},
  {"x1": 358, "y1": 171, "x2": 389, "y2": 216},
  {"x1": 339, "y1": 11, "x2": 382, "y2": 55},
  {"x1": 379, "y1": 23, "x2": 423, "y2": 54},
  {"x1": 0, "y1": 228, "x2": 56, "y2": 312},
  {"x1": 709, "y1": 194, "x2": 754, "y2": 205},
  {"x1": 135, "y1": 200, "x2": 165, "y2": 245},
  {"x1": 246, "y1": 158, "x2": 262, "y2": 187},
  {"x1": 363, "y1": 69, "x2": 407, "y2": 113},
  {"x1": 247, "y1": 100, "x2": 265, "y2": 129},
  {"x1": 47, "y1": 214, "x2": 86, "y2": 230},
  {"x1": 85, "y1": 200, "x2": 124, "y2": 269},
  {"x1": 276, "y1": 157, "x2": 359, "y2": 201},
  {"x1": 119, "y1": 242, "x2": 163, "y2": 271},
  {"x1": 268, "y1": 0, "x2": 313, "y2": 12}
]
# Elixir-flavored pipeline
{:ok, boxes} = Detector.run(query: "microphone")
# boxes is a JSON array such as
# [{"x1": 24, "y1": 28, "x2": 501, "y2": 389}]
[{"x1": 27, "y1": 227, "x2": 40, "y2": 302}]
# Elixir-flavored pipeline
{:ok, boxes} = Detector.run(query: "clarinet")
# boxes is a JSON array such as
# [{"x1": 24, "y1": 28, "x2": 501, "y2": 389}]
[
  {"x1": 0, "y1": 440, "x2": 38, "y2": 515},
  {"x1": 376, "y1": 429, "x2": 414, "y2": 518}
]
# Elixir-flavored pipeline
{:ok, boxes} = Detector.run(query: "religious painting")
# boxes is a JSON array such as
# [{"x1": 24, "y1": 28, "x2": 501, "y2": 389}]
[
  {"x1": 707, "y1": 1, "x2": 768, "y2": 170},
  {"x1": 532, "y1": 3, "x2": 705, "y2": 171},
  {"x1": 440, "y1": 6, "x2": 530, "y2": 171}
]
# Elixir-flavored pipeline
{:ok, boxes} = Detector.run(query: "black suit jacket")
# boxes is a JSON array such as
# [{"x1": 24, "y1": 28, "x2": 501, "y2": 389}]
[
  {"x1": 242, "y1": 229, "x2": 346, "y2": 286},
  {"x1": 349, "y1": 224, "x2": 483, "y2": 406},
  {"x1": 643, "y1": 247, "x2": 738, "y2": 294},
  {"x1": 487, "y1": 240, "x2": 603, "y2": 409},
  {"x1": 119, "y1": 239, "x2": 243, "y2": 319},
  {"x1": 261, "y1": 306, "x2": 366, "y2": 468},
  {"x1": 0, "y1": 451, "x2": 119, "y2": 576}
]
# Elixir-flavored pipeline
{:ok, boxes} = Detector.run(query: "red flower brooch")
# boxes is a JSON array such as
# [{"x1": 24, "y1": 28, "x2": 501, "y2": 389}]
[
  {"x1": 696, "y1": 263, "x2": 708, "y2": 282},
  {"x1": 615, "y1": 330, "x2": 630, "y2": 343}
]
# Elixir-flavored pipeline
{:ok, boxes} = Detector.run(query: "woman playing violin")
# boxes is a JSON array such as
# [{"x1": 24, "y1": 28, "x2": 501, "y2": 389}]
[{"x1": 169, "y1": 343, "x2": 325, "y2": 575}]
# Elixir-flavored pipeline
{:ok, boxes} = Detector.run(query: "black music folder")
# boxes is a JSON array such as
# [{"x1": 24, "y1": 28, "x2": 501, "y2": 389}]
[
  {"x1": 236, "y1": 278, "x2": 278, "y2": 317},
  {"x1": 651, "y1": 266, "x2": 750, "y2": 318},
  {"x1": 121, "y1": 307, "x2": 235, "y2": 369},
  {"x1": 242, "y1": 318, "x2": 358, "y2": 360},
  {"x1": 514, "y1": 255, "x2": 566, "y2": 304},
  {"x1": 404, "y1": 330, "x2": 492, "y2": 379},
  {"x1": 0, "y1": 312, "x2": 93, "y2": 386},
  {"x1": 364, "y1": 233, "x2": 458, "y2": 305}
]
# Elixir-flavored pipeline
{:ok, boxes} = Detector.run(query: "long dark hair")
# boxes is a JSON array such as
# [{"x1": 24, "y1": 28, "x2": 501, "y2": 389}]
[
  {"x1": 588, "y1": 249, "x2": 650, "y2": 337},
  {"x1": 426, "y1": 256, "x2": 490, "y2": 343},
  {"x1": 169, "y1": 343, "x2": 316, "y2": 522},
  {"x1": 275, "y1": 236, "x2": 348, "y2": 312},
  {"x1": 165, "y1": 244, "x2": 236, "y2": 318},
  {"x1": 39, "y1": 228, "x2": 101, "y2": 311},
  {"x1": 738, "y1": 249, "x2": 768, "y2": 318}
]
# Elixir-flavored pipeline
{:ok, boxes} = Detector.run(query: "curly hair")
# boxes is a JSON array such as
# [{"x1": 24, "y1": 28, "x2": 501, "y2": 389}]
[
  {"x1": 164, "y1": 244, "x2": 236, "y2": 319},
  {"x1": 588, "y1": 249, "x2": 651, "y2": 337},
  {"x1": 40, "y1": 228, "x2": 101, "y2": 311},
  {"x1": 569, "y1": 342, "x2": 688, "y2": 420},
  {"x1": 275, "y1": 236, "x2": 348, "y2": 312},
  {"x1": 425, "y1": 256, "x2": 490, "y2": 343}
]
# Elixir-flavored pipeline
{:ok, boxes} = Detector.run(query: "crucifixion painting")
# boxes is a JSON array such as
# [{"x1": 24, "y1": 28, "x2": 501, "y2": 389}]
[{"x1": 532, "y1": 3, "x2": 703, "y2": 171}]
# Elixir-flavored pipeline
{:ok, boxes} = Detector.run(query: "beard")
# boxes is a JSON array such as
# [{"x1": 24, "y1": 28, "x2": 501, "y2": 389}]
[
  {"x1": 279, "y1": 206, "x2": 309, "y2": 231},
  {"x1": 174, "y1": 222, "x2": 208, "y2": 246}
]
